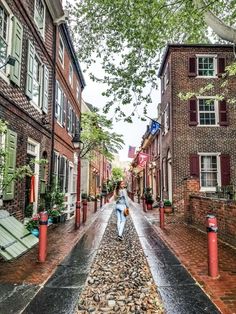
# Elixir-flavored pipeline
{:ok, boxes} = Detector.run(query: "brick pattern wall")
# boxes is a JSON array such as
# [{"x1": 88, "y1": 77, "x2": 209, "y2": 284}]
[
  {"x1": 161, "y1": 46, "x2": 236, "y2": 211},
  {"x1": 189, "y1": 196, "x2": 236, "y2": 247},
  {"x1": 0, "y1": 0, "x2": 54, "y2": 220}
]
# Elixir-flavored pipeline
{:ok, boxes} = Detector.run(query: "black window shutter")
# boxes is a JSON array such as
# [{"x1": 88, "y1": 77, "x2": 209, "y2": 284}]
[
  {"x1": 218, "y1": 57, "x2": 226, "y2": 77},
  {"x1": 190, "y1": 154, "x2": 199, "y2": 177},
  {"x1": 63, "y1": 94, "x2": 67, "y2": 127},
  {"x1": 220, "y1": 154, "x2": 230, "y2": 186},
  {"x1": 189, "y1": 99, "x2": 198, "y2": 126},
  {"x1": 219, "y1": 100, "x2": 228, "y2": 126},
  {"x1": 188, "y1": 57, "x2": 197, "y2": 77}
]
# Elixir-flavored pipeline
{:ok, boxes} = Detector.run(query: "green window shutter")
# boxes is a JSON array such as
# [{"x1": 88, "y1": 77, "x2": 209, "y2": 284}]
[
  {"x1": 25, "y1": 40, "x2": 35, "y2": 99},
  {"x1": 42, "y1": 65, "x2": 49, "y2": 114},
  {"x1": 3, "y1": 130, "x2": 17, "y2": 201},
  {"x1": 10, "y1": 17, "x2": 23, "y2": 86}
]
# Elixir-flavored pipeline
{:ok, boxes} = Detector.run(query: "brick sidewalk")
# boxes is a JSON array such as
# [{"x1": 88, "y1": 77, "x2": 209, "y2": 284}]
[
  {"x1": 141, "y1": 205, "x2": 236, "y2": 314},
  {"x1": 0, "y1": 202, "x2": 100, "y2": 285}
]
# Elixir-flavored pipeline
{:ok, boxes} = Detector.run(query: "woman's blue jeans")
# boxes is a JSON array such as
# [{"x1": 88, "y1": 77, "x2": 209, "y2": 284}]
[{"x1": 116, "y1": 207, "x2": 126, "y2": 237}]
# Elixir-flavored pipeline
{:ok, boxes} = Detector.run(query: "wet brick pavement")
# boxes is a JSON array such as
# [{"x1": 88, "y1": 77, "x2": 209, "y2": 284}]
[
  {"x1": 137, "y1": 201, "x2": 236, "y2": 314},
  {"x1": 0, "y1": 199, "x2": 235, "y2": 314}
]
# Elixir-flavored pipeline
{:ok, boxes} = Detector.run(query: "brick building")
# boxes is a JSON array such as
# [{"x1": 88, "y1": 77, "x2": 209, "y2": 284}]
[
  {"x1": 52, "y1": 23, "x2": 85, "y2": 219},
  {"x1": 0, "y1": 0, "x2": 65, "y2": 219},
  {"x1": 157, "y1": 44, "x2": 236, "y2": 210}
]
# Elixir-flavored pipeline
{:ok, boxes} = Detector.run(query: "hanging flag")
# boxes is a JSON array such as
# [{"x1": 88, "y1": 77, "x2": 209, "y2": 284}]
[
  {"x1": 137, "y1": 152, "x2": 148, "y2": 167},
  {"x1": 150, "y1": 120, "x2": 161, "y2": 135},
  {"x1": 128, "y1": 146, "x2": 136, "y2": 158}
]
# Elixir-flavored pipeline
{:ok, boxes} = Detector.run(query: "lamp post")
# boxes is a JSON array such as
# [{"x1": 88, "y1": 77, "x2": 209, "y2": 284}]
[{"x1": 72, "y1": 131, "x2": 82, "y2": 229}]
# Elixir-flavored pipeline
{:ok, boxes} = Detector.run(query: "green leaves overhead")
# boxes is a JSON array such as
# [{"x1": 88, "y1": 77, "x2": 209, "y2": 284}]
[
  {"x1": 69, "y1": 0, "x2": 236, "y2": 120},
  {"x1": 80, "y1": 111, "x2": 124, "y2": 160}
]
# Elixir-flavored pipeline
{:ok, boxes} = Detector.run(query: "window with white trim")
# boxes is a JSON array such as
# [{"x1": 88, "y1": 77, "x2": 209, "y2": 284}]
[
  {"x1": 198, "y1": 98, "x2": 218, "y2": 126},
  {"x1": 0, "y1": 4, "x2": 9, "y2": 70},
  {"x1": 200, "y1": 154, "x2": 220, "y2": 191},
  {"x1": 34, "y1": 0, "x2": 45, "y2": 37},
  {"x1": 197, "y1": 55, "x2": 216, "y2": 77},
  {"x1": 32, "y1": 55, "x2": 42, "y2": 107},
  {"x1": 58, "y1": 34, "x2": 64, "y2": 66},
  {"x1": 55, "y1": 81, "x2": 63, "y2": 124},
  {"x1": 69, "y1": 63, "x2": 73, "y2": 86}
]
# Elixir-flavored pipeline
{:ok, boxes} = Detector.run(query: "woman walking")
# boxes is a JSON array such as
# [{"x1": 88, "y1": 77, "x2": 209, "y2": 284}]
[{"x1": 114, "y1": 181, "x2": 129, "y2": 241}]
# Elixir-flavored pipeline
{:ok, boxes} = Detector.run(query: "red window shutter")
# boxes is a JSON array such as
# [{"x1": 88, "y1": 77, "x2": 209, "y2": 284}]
[
  {"x1": 190, "y1": 154, "x2": 199, "y2": 177},
  {"x1": 220, "y1": 154, "x2": 230, "y2": 186},
  {"x1": 219, "y1": 99, "x2": 228, "y2": 126},
  {"x1": 188, "y1": 57, "x2": 196, "y2": 77},
  {"x1": 218, "y1": 57, "x2": 225, "y2": 77},
  {"x1": 189, "y1": 99, "x2": 198, "y2": 126}
]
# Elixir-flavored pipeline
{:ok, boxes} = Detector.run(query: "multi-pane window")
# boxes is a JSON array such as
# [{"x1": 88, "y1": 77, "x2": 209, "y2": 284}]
[
  {"x1": 0, "y1": 5, "x2": 9, "y2": 69},
  {"x1": 69, "y1": 63, "x2": 73, "y2": 86},
  {"x1": 200, "y1": 155, "x2": 218, "y2": 189},
  {"x1": 198, "y1": 98, "x2": 217, "y2": 126},
  {"x1": 67, "y1": 103, "x2": 72, "y2": 133},
  {"x1": 58, "y1": 34, "x2": 64, "y2": 66},
  {"x1": 34, "y1": 0, "x2": 45, "y2": 36},
  {"x1": 55, "y1": 82, "x2": 63, "y2": 124},
  {"x1": 32, "y1": 56, "x2": 42, "y2": 107},
  {"x1": 197, "y1": 56, "x2": 216, "y2": 77}
]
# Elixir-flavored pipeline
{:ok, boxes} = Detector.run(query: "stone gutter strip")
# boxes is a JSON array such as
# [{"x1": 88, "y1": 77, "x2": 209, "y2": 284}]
[{"x1": 77, "y1": 210, "x2": 164, "y2": 313}]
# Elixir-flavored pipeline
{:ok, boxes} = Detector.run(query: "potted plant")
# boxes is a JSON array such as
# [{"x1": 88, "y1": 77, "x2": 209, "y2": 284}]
[
  {"x1": 25, "y1": 214, "x2": 40, "y2": 237},
  {"x1": 164, "y1": 199, "x2": 172, "y2": 213},
  {"x1": 144, "y1": 187, "x2": 154, "y2": 210},
  {"x1": 48, "y1": 208, "x2": 61, "y2": 223}
]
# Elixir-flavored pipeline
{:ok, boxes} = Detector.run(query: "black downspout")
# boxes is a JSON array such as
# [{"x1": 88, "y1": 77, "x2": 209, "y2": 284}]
[{"x1": 50, "y1": 24, "x2": 57, "y2": 187}]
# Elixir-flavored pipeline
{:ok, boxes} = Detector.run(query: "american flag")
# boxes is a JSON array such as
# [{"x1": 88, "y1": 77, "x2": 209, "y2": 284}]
[{"x1": 128, "y1": 146, "x2": 136, "y2": 158}]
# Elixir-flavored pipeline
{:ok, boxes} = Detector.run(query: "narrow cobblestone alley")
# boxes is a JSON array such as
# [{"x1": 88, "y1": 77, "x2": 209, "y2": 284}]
[{"x1": 77, "y1": 210, "x2": 163, "y2": 314}]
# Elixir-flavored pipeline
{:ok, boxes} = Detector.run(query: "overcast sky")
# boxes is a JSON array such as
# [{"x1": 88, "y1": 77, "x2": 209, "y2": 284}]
[{"x1": 81, "y1": 62, "x2": 161, "y2": 161}]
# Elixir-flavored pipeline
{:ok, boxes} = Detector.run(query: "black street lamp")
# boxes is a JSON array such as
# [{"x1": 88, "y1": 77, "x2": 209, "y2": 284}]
[{"x1": 72, "y1": 131, "x2": 83, "y2": 229}]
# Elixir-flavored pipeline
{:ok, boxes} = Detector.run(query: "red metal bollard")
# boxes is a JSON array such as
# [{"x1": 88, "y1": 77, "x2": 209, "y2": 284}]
[
  {"x1": 159, "y1": 201, "x2": 164, "y2": 229},
  {"x1": 82, "y1": 199, "x2": 87, "y2": 223},
  {"x1": 75, "y1": 201, "x2": 81, "y2": 229},
  {"x1": 94, "y1": 197, "x2": 97, "y2": 212},
  {"x1": 206, "y1": 214, "x2": 219, "y2": 278},
  {"x1": 38, "y1": 211, "x2": 48, "y2": 262}
]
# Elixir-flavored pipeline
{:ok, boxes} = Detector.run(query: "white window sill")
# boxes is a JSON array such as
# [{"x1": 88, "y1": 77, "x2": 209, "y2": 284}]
[
  {"x1": 200, "y1": 187, "x2": 217, "y2": 192},
  {"x1": 197, "y1": 124, "x2": 219, "y2": 127},
  {"x1": 196, "y1": 75, "x2": 217, "y2": 79},
  {"x1": 56, "y1": 121, "x2": 63, "y2": 128}
]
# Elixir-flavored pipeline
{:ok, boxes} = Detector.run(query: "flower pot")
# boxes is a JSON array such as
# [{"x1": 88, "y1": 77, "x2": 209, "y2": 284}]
[
  {"x1": 164, "y1": 206, "x2": 173, "y2": 214},
  {"x1": 146, "y1": 203, "x2": 153, "y2": 210},
  {"x1": 31, "y1": 228, "x2": 39, "y2": 237},
  {"x1": 59, "y1": 213, "x2": 67, "y2": 223},
  {"x1": 52, "y1": 216, "x2": 60, "y2": 224}
]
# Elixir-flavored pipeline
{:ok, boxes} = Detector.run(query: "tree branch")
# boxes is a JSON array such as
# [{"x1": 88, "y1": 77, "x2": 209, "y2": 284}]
[{"x1": 193, "y1": 0, "x2": 236, "y2": 44}]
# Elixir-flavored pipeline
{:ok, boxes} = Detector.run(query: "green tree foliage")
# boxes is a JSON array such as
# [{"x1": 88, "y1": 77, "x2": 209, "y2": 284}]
[
  {"x1": 111, "y1": 167, "x2": 124, "y2": 182},
  {"x1": 80, "y1": 111, "x2": 124, "y2": 160},
  {"x1": 69, "y1": 0, "x2": 236, "y2": 120}
]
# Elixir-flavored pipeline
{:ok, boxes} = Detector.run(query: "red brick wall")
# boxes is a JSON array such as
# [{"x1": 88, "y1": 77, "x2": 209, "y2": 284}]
[
  {"x1": 160, "y1": 46, "x2": 236, "y2": 211},
  {"x1": 0, "y1": 0, "x2": 54, "y2": 219},
  {"x1": 189, "y1": 196, "x2": 236, "y2": 247}
]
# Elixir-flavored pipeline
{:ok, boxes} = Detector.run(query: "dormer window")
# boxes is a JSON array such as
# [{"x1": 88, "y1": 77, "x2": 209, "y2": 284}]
[{"x1": 34, "y1": 0, "x2": 45, "y2": 37}]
